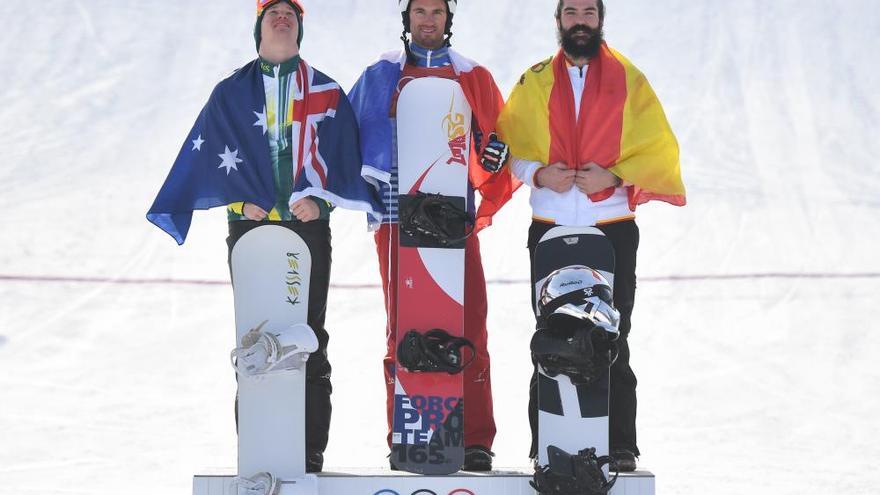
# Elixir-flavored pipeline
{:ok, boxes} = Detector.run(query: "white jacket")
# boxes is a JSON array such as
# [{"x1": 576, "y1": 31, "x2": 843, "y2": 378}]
[{"x1": 510, "y1": 64, "x2": 634, "y2": 227}]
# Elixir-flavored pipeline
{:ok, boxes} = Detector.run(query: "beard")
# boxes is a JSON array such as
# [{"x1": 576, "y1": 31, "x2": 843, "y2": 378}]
[
  {"x1": 557, "y1": 23, "x2": 604, "y2": 59},
  {"x1": 412, "y1": 29, "x2": 446, "y2": 50}
]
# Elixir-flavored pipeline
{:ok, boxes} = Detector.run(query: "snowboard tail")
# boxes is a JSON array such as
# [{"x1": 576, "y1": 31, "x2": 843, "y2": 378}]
[{"x1": 391, "y1": 394, "x2": 464, "y2": 472}]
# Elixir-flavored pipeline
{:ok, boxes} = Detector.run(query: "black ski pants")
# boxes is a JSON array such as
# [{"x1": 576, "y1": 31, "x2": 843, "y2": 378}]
[
  {"x1": 526, "y1": 219, "x2": 640, "y2": 458},
  {"x1": 227, "y1": 219, "x2": 333, "y2": 457}
]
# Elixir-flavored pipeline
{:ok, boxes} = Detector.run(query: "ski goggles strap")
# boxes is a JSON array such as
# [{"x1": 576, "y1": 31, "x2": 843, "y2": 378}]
[
  {"x1": 541, "y1": 289, "x2": 618, "y2": 328},
  {"x1": 257, "y1": 0, "x2": 305, "y2": 16},
  {"x1": 540, "y1": 289, "x2": 596, "y2": 318}
]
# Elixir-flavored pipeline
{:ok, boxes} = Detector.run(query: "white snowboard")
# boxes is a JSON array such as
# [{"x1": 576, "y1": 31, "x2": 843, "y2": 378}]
[{"x1": 231, "y1": 225, "x2": 311, "y2": 481}]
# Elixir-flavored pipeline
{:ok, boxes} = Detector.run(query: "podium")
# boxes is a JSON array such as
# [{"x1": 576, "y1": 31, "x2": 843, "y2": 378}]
[{"x1": 193, "y1": 468, "x2": 655, "y2": 494}]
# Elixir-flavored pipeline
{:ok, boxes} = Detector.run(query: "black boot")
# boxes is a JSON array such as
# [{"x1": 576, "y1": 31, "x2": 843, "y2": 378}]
[
  {"x1": 612, "y1": 449, "x2": 637, "y2": 472},
  {"x1": 462, "y1": 445, "x2": 494, "y2": 471},
  {"x1": 306, "y1": 452, "x2": 323, "y2": 473}
]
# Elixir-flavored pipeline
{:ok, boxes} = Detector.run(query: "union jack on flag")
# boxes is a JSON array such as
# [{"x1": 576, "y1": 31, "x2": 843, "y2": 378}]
[{"x1": 147, "y1": 58, "x2": 382, "y2": 245}]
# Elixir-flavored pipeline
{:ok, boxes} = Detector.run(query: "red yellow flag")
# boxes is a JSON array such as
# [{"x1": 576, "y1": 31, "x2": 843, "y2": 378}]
[{"x1": 496, "y1": 44, "x2": 685, "y2": 210}]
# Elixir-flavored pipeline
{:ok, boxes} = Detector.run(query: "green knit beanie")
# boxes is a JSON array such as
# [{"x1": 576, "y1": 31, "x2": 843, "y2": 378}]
[{"x1": 254, "y1": 0, "x2": 304, "y2": 51}]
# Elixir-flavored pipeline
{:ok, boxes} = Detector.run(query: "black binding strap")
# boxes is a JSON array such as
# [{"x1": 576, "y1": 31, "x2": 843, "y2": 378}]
[
  {"x1": 397, "y1": 329, "x2": 475, "y2": 374},
  {"x1": 399, "y1": 192, "x2": 473, "y2": 248},
  {"x1": 530, "y1": 327, "x2": 618, "y2": 386},
  {"x1": 531, "y1": 446, "x2": 619, "y2": 495}
]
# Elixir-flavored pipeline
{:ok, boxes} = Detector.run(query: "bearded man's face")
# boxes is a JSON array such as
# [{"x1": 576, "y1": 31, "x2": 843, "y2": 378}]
[
  {"x1": 558, "y1": 22, "x2": 603, "y2": 59},
  {"x1": 556, "y1": 0, "x2": 604, "y2": 59}
]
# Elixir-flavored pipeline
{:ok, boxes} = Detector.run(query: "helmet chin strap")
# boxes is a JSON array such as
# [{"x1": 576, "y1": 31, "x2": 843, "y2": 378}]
[
  {"x1": 401, "y1": 30, "x2": 415, "y2": 63},
  {"x1": 400, "y1": 30, "x2": 454, "y2": 64}
]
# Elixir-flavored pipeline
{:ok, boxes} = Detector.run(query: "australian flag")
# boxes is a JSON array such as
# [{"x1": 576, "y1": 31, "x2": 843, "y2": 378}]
[{"x1": 147, "y1": 59, "x2": 383, "y2": 245}]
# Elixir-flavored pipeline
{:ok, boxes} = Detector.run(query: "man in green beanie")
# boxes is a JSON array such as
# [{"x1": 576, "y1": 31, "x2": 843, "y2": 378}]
[{"x1": 148, "y1": 0, "x2": 382, "y2": 476}]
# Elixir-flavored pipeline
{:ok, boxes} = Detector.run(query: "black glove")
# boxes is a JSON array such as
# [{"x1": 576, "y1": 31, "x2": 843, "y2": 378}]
[{"x1": 479, "y1": 133, "x2": 509, "y2": 173}]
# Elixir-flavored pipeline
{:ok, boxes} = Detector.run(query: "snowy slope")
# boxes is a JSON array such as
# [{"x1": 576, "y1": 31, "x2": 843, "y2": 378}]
[{"x1": 1, "y1": 1, "x2": 879, "y2": 494}]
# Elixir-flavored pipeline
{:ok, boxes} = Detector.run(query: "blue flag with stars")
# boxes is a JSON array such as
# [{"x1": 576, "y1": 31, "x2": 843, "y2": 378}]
[{"x1": 147, "y1": 59, "x2": 382, "y2": 245}]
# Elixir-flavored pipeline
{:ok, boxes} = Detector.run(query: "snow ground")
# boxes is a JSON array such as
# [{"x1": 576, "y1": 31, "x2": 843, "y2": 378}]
[{"x1": 1, "y1": 1, "x2": 879, "y2": 494}]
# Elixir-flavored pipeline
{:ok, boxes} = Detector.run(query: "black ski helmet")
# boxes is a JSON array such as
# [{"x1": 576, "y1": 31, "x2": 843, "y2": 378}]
[{"x1": 399, "y1": 0, "x2": 457, "y2": 39}]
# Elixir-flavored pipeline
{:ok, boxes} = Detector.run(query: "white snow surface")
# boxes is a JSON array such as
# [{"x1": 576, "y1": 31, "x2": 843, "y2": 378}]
[{"x1": 1, "y1": 1, "x2": 879, "y2": 494}]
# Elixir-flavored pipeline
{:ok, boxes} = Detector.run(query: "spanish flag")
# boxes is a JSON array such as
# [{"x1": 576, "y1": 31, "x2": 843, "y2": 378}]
[{"x1": 493, "y1": 44, "x2": 685, "y2": 211}]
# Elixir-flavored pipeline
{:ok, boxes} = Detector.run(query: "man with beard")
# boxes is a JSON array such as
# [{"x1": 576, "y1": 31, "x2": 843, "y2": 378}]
[
  {"x1": 348, "y1": 0, "x2": 516, "y2": 472},
  {"x1": 492, "y1": 0, "x2": 686, "y2": 472}
]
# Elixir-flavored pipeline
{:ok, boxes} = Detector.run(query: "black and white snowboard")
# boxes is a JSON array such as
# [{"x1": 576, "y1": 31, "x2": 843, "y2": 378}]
[{"x1": 532, "y1": 226, "x2": 615, "y2": 467}]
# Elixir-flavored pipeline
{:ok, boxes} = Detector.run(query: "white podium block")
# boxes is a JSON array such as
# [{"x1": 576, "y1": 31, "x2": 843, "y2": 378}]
[{"x1": 193, "y1": 468, "x2": 655, "y2": 495}]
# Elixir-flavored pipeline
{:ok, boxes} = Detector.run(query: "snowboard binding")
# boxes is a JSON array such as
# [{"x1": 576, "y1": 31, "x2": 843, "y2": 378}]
[
  {"x1": 530, "y1": 322, "x2": 619, "y2": 386},
  {"x1": 397, "y1": 328, "x2": 475, "y2": 374},
  {"x1": 531, "y1": 445, "x2": 618, "y2": 495},
  {"x1": 231, "y1": 321, "x2": 319, "y2": 377},
  {"x1": 399, "y1": 192, "x2": 473, "y2": 248},
  {"x1": 231, "y1": 471, "x2": 279, "y2": 495}
]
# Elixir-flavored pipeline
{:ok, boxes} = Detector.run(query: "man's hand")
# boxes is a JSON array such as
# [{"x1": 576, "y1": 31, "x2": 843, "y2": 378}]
[
  {"x1": 479, "y1": 133, "x2": 510, "y2": 173},
  {"x1": 290, "y1": 197, "x2": 320, "y2": 222},
  {"x1": 575, "y1": 162, "x2": 622, "y2": 195},
  {"x1": 535, "y1": 162, "x2": 576, "y2": 193},
  {"x1": 243, "y1": 202, "x2": 269, "y2": 221}
]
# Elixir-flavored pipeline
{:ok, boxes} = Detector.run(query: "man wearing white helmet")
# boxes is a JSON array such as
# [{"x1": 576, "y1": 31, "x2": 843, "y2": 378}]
[{"x1": 348, "y1": 0, "x2": 517, "y2": 472}]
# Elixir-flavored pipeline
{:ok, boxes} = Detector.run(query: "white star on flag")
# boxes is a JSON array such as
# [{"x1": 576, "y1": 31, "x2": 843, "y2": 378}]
[
  {"x1": 253, "y1": 107, "x2": 268, "y2": 135},
  {"x1": 192, "y1": 134, "x2": 205, "y2": 151},
  {"x1": 217, "y1": 146, "x2": 243, "y2": 175}
]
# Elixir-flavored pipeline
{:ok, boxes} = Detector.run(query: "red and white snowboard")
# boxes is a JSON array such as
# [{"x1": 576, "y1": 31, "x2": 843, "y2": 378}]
[{"x1": 391, "y1": 77, "x2": 471, "y2": 474}]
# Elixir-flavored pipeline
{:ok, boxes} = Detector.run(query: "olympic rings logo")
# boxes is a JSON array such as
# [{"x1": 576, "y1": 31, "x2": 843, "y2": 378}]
[{"x1": 373, "y1": 489, "x2": 476, "y2": 495}]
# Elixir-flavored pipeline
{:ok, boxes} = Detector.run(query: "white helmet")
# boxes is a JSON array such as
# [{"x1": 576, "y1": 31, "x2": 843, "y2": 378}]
[
  {"x1": 533, "y1": 266, "x2": 621, "y2": 384},
  {"x1": 538, "y1": 265, "x2": 620, "y2": 336},
  {"x1": 399, "y1": 0, "x2": 457, "y2": 14}
]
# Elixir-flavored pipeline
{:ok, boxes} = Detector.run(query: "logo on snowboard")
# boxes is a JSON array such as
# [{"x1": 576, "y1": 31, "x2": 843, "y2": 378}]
[
  {"x1": 442, "y1": 94, "x2": 467, "y2": 166},
  {"x1": 285, "y1": 252, "x2": 302, "y2": 306}
]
